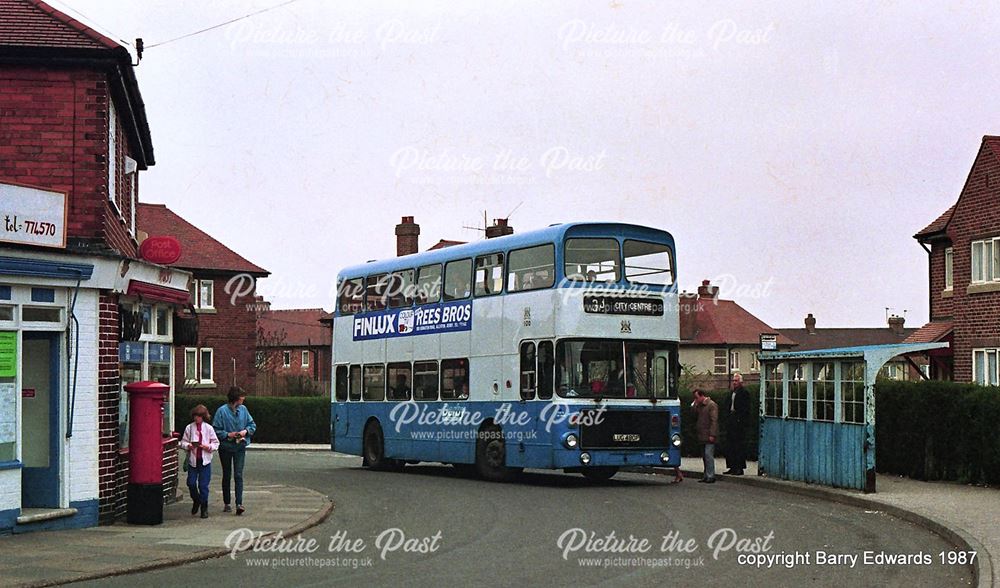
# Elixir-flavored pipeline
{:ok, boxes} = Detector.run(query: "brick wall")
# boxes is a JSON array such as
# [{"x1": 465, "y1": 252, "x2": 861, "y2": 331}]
[
  {"x1": 941, "y1": 142, "x2": 1000, "y2": 382},
  {"x1": 96, "y1": 292, "x2": 121, "y2": 523},
  {"x1": 178, "y1": 275, "x2": 259, "y2": 394},
  {"x1": 0, "y1": 65, "x2": 137, "y2": 257},
  {"x1": 928, "y1": 242, "x2": 954, "y2": 320}
]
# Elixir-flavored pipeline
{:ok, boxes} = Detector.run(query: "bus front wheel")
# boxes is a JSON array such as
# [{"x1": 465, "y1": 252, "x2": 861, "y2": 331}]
[
  {"x1": 363, "y1": 421, "x2": 401, "y2": 471},
  {"x1": 582, "y1": 467, "x2": 619, "y2": 482},
  {"x1": 475, "y1": 424, "x2": 520, "y2": 482}
]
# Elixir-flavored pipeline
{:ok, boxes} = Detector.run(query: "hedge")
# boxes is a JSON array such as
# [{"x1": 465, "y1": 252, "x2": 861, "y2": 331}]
[
  {"x1": 175, "y1": 395, "x2": 330, "y2": 444},
  {"x1": 875, "y1": 380, "x2": 1000, "y2": 486}
]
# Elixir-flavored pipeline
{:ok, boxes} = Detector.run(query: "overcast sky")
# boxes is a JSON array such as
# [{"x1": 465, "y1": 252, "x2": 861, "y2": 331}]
[{"x1": 59, "y1": 0, "x2": 998, "y2": 328}]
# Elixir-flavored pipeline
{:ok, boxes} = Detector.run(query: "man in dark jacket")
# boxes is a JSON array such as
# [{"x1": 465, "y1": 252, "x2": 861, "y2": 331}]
[
  {"x1": 725, "y1": 373, "x2": 751, "y2": 476},
  {"x1": 693, "y1": 389, "x2": 718, "y2": 483}
]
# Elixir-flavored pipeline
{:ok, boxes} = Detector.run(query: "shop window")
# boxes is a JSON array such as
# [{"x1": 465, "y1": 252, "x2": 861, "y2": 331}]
[
  {"x1": 22, "y1": 307, "x2": 61, "y2": 323},
  {"x1": 140, "y1": 304, "x2": 152, "y2": 335},
  {"x1": 155, "y1": 306, "x2": 170, "y2": 337},
  {"x1": 30, "y1": 288, "x2": 55, "y2": 303}
]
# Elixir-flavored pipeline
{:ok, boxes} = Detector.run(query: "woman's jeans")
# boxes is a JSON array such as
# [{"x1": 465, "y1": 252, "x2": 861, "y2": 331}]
[
  {"x1": 187, "y1": 462, "x2": 211, "y2": 504},
  {"x1": 219, "y1": 447, "x2": 246, "y2": 506}
]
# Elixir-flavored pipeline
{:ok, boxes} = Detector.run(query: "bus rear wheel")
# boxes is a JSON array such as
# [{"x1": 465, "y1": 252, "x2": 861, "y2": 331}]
[
  {"x1": 475, "y1": 424, "x2": 520, "y2": 482},
  {"x1": 582, "y1": 467, "x2": 619, "y2": 482},
  {"x1": 363, "y1": 421, "x2": 401, "y2": 471}
]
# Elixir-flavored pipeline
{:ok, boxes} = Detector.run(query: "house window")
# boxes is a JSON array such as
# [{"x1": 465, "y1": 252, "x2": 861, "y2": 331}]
[
  {"x1": 282, "y1": 351, "x2": 291, "y2": 368},
  {"x1": 973, "y1": 348, "x2": 1000, "y2": 386},
  {"x1": 302, "y1": 350, "x2": 310, "y2": 368},
  {"x1": 713, "y1": 349, "x2": 727, "y2": 374},
  {"x1": 198, "y1": 280, "x2": 215, "y2": 309},
  {"x1": 944, "y1": 247, "x2": 953, "y2": 290},
  {"x1": 880, "y1": 362, "x2": 906, "y2": 381},
  {"x1": 185, "y1": 347, "x2": 215, "y2": 386},
  {"x1": 971, "y1": 238, "x2": 1000, "y2": 283},
  {"x1": 750, "y1": 352, "x2": 759, "y2": 372},
  {"x1": 108, "y1": 100, "x2": 117, "y2": 210},
  {"x1": 729, "y1": 350, "x2": 740, "y2": 372},
  {"x1": 199, "y1": 349, "x2": 214, "y2": 383}
]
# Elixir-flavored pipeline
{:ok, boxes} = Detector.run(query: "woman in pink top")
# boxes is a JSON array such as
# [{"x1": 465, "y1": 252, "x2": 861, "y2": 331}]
[{"x1": 179, "y1": 405, "x2": 220, "y2": 519}]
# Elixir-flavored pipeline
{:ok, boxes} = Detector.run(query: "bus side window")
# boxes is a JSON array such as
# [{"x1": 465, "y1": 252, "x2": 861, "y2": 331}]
[
  {"x1": 475, "y1": 253, "x2": 504, "y2": 297},
  {"x1": 537, "y1": 341, "x2": 554, "y2": 400},
  {"x1": 335, "y1": 365, "x2": 348, "y2": 402},
  {"x1": 366, "y1": 274, "x2": 388, "y2": 312},
  {"x1": 520, "y1": 342, "x2": 536, "y2": 400},
  {"x1": 443, "y1": 259, "x2": 472, "y2": 301},
  {"x1": 349, "y1": 365, "x2": 362, "y2": 401},
  {"x1": 441, "y1": 358, "x2": 469, "y2": 399},
  {"x1": 387, "y1": 362, "x2": 412, "y2": 400},
  {"x1": 338, "y1": 278, "x2": 364, "y2": 315},
  {"x1": 416, "y1": 264, "x2": 442, "y2": 304},
  {"x1": 654, "y1": 356, "x2": 667, "y2": 399},
  {"x1": 388, "y1": 270, "x2": 415, "y2": 308},
  {"x1": 363, "y1": 365, "x2": 386, "y2": 401},
  {"x1": 414, "y1": 361, "x2": 439, "y2": 400}
]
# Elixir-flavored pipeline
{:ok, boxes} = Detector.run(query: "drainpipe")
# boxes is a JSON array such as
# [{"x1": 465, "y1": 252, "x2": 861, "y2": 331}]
[{"x1": 65, "y1": 274, "x2": 83, "y2": 439}]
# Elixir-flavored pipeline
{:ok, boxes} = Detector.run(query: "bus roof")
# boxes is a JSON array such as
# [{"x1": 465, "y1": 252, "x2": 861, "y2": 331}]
[{"x1": 337, "y1": 222, "x2": 675, "y2": 279}]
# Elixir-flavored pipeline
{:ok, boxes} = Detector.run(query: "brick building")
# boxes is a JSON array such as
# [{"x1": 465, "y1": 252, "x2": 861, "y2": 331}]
[
  {"x1": 0, "y1": 0, "x2": 191, "y2": 533},
  {"x1": 678, "y1": 279, "x2": 795, "y2": 389},
  {"x1": 136, "y1": 203, "x2": 268, "y2": 394},
  {"x1": 911, "y1": 135, "x2": 1000, "y2": 384},
  {"x1": 256, "y1": 308, "x2": 333, "y2": 395}
]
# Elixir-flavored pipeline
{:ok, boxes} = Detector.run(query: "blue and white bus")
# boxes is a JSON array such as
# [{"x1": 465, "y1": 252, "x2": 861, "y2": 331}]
[{"x1": 331, "y1": 222, "x2": 682, "y2": 481}]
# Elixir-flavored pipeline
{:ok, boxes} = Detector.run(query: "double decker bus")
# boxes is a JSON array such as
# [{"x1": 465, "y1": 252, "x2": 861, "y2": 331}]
[{"x1": 331, "y1": 222, "x2": 682, "y2": 481}]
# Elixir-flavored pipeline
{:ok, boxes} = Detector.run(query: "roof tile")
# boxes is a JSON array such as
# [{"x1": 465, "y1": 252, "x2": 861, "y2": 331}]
[
  {"x1": 0, "y1": 0, "x2": 120, "y2": 50},
  {"x1": 681, "y1": 298, "x2": 794, "y2": 346},
  {"x1": 258, "y1": 309, "x2": 332, "y2": 347}
]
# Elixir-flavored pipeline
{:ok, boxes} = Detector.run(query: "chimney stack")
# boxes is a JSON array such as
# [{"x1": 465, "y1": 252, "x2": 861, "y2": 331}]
[
  {"x1": 888, "y1": 314, "x2": 906, "y2": 336},
  {"x1": 804, "y1": 313, "x2": 816, "y2": 334},
  {"x1": 697, "y1": 279, "x2": 718, "y2": 300},
  {"x1": 395, "y1": 216, "x2": 420, "y2": 256},
  {"x1": 485, "y1": 218, "x2": 514, "y2": 239},
  {"x1": 679, "y1": 291, "x2": 699, "y2": 341}
]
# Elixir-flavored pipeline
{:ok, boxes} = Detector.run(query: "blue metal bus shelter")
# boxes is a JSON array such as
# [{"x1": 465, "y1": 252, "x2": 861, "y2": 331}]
[{"x1": 758, "y1": 343, "x2": 948, "y2": 493}]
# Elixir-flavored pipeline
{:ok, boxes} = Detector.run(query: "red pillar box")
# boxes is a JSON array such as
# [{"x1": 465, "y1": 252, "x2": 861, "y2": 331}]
[{"x1": 125, "y1": 381, "x2": 167, "y2": 525}]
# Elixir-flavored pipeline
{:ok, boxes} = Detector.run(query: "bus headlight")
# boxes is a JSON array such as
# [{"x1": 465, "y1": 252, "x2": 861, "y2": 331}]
[
  {"x1": 562, "y1": 433, "x2": 579, "y2": 449},
  {"x1": 671, "y1": 434, "x2": 682, "y2": 448},
  {"x1": 580, "y1": 452, "x2": 592, "y2": 465},
  {"x1": 660, "y1": 452, "x2": 670, "y2": 463}
]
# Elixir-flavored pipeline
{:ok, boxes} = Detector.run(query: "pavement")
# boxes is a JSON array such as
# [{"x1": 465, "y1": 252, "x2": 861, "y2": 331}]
[
  {"x1": 667, "y1": 456, "x2": 999, "y2": 588},
  {"x1": 0, "y1": 480, "x2": 333, "y2": 588}
]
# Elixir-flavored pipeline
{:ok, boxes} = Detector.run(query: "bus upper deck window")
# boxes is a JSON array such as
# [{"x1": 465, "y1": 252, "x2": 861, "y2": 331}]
[
  {"x1": 444, "y1": 259, "x2": 472, "y2": 301},
  {"x1": 338, "y1": 278, "x2": 364, "y2": 315},
  {"x1": 564, "y1": 238, "x2": 621, "y2": 282},
  {"x1": 388, "y1": 269, "x2": 415, "y2": 308},
  {"x1": 366, "y1": 274, "x2": 389, "y2": 312},
  {"x1": 416, "y1": 264, "x2": 442, "y2": 304},
  {"x1": 623, "y1": 240, "x2": 673, "y2": 286},
  {"x1": 475, "y1": 253, "x2": 504, "y2": 297},
  {"x1": 508, "y1": 244, "x2": 555, "y2": 292}
]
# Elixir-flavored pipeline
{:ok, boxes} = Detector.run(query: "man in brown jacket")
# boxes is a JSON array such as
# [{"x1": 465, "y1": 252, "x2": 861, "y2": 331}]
[{"x1": 693, "y1": 389, "x2": 718, "y2": 483}]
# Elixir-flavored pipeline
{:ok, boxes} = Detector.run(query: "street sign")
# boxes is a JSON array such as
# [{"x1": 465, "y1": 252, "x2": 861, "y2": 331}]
[{"x1": 760, "y1": 333, "x2": 778, "y2": 351}]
